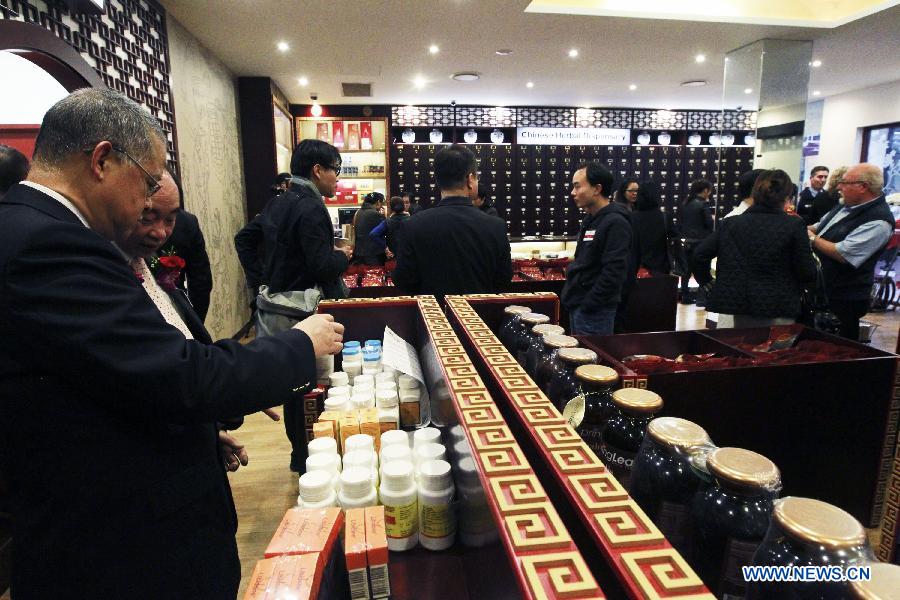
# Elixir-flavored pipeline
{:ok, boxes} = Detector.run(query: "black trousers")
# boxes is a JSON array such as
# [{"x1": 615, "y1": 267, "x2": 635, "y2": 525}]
[
  {"x1": 829, "y1": 298, "x2": 870, "y2": 342},
  {"x1": 284, "y1": 395, "x2": 309, "y2": 472}
]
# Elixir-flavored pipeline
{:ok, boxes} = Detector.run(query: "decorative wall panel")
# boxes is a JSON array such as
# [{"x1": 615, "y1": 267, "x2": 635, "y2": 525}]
[
  {"x1": 518, "y1": 107, "x2": 575, "y2": 128},
  {"x1": 576, "y1": 108, "x2": 633, "y2": 129},
  {"x1": 456, "y1": 105, "x2": 515, "y2": 127},
  {"x1": 632, "y1": 109, "x2": 688, "y2": 130},
  {"x1": 687, "y1": 110, "x2": 758, "y2": 131},
  {"x1": 391, "y1": 104, "x2": 454, "y2": 126}
]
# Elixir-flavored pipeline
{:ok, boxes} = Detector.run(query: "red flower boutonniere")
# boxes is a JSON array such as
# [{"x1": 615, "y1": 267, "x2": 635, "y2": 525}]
[{"x1": 149, "y1": 252, "x2": 186, "y2": 292}]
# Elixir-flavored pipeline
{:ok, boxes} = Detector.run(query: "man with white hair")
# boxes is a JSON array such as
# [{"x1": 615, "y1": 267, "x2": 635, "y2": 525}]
[{"x1": 808, "y1": 163, "x2": 893, "y2": 340}]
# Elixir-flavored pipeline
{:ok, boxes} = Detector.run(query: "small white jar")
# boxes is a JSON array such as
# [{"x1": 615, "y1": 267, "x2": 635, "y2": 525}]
[
  {"x1": 338, "y1": 467, "x2": 377, "y2": 509},
  {"x1": 298, "y1": 470, "x2": 337, "y2": 508},
  {"x1": 379, "y1": 461, "x2": 419, "y2": 551}
]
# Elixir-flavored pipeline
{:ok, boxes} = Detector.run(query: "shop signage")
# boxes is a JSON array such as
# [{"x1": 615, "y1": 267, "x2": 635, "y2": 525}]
[{"x1": 516, "y1": 127, "x2": 631, "y2": 146}]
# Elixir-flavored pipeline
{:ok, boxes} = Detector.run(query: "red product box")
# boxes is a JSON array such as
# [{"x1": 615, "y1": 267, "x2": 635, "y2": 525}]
[
  {"x1": 364, "y1": 505, "x2": 390, "y2": 599},
  {"x1": 345, "y1": 507, "x2": 370, "y2": 600},
  {"x1": 264, "y1": 507, "x2": 343, "y2": 565},
  {"x1": 359, "y1": 122, "x2": 373, "y2": 150},
  {"x1": 332, "y1": 122, "x2": 345, "y2": 148},
  {"x1": 346, "y1": 123, "x2": 360, "y2": 150},
  {"x1": 243, "y1": 554, "x2": 319, "y2": 600}
]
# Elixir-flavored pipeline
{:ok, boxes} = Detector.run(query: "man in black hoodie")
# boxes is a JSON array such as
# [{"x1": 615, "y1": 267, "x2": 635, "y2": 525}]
[{"x1": 562, "y1": 162, "x2": 633, "y2": 335}]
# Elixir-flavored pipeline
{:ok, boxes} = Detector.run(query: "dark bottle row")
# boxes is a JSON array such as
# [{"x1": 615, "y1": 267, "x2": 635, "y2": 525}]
[{"x1": 389, "y1": 143, "x2": 755, "y2": 238}]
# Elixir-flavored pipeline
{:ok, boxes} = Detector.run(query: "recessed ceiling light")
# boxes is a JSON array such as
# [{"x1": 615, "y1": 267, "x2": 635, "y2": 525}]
[
  {"x1": 629, "y1": 84, "x2": 637, "y2": 91},
  {"x1": 813, "y1": 90, "x2": 821, "y2": 96},
  {"x1": 413, "y1": 75, "x2": 427, "y2": 89},
  {"x1": 680, "y1": 79, "x2": 708, "y2": 87},
  {"x1": 298, "y1": 76, "x2": 308, "y2": 86},
  {"x1": 695, "y1": 53, "x2": 706, "y2": 63},
  {"x1": 495, "y1": 48, "x2": 513, "y2": 56},
  {"x1": 277, "y1": 41, "x2": 289, "y2": 52},
  {"x1": 568, "y1": 48, "x2": 579, "y2": 58},
  {"x1": 811, "y1": 59, "x2": 822, "y2": 67},
  {"x1": 744, "y1": 88, "x2": 753, "y2": 94},
  {"x1": 310, "y1": 103, "x2": 322, "y2": 117},
  {"x1": 429, "y1": 44, "x2": 439, "y2": 54},
  {"x1": 451, "y1": 72, "x2": 480, "y2": 81},
  {"x1": 526, "y1": 81, "x2": 534, "y2": 88}
]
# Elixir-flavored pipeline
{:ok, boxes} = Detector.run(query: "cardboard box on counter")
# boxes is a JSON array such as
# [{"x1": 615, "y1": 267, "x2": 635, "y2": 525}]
[
  {"x1": 345, "y1": 507, "x2": 370, "y2": 600},
  {"x1": 243, "y1": 554, "x2": 319, "y2": 600},
  {"x1": 365, "y1": 505, "x2": 390, "y2": 599}
]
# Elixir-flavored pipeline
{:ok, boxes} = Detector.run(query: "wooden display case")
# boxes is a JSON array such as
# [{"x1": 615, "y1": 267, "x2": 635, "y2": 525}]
[{"x1": 316, "y1": 296, "x2": 605, "y2": 600}]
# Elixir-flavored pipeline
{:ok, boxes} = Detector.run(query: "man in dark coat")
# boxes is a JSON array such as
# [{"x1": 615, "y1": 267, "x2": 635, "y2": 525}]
[
  {"x1": 561, "y1": 162, "x2": 633, "y2": 335},
  {"x1": 353, "y1": 191, "x2": 386, "y2": 265},
  {"x1": 393, "y1": 145, "x2": 512, "y2": 300},
  {"x1": 0, "y1": 144, "x2": 29, "y2": 200},
  {"x1": 0, "y1": 88, "x2": 344, "y2": 599},
  {"x1": 797, "y1": 165, "x2": 829, "y2": 225}
]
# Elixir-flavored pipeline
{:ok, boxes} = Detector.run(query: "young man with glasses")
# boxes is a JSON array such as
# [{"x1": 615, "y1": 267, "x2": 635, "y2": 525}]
[
  {"x1": 235, "y1": 138, "x2": 352, "y2": 472},
  {"x1": 808, "y1": 163, "x2": 893, "y2": 340}
]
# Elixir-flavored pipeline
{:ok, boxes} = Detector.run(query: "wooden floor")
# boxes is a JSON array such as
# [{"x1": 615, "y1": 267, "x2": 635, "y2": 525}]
[{"x1": 2, "y1": 305, "x2": 898, "y2": 600}]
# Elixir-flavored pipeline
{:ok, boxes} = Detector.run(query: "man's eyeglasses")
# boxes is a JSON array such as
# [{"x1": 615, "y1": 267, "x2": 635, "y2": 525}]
[
  {"x1": 321, "y1": 163, "x2": 342, "y2": 176},
  {"x1": 83, "y1": 143, "x2": 161, "y2": 197}
]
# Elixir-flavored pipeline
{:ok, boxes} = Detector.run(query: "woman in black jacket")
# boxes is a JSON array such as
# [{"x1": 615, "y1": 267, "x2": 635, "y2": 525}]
[
  {"x1": 691, "y1": 169, "x2": 818, "y2": 327},
  {"x1": 676, "y1": 179, "x2": 714, "y2": 303},
  {"x1": 630, "y1": 181, "x2": 671, "y2": 274}
]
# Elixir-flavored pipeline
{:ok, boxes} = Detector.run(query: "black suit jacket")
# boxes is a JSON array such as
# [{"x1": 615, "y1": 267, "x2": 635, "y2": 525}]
[
  {"x1": 392, "y1": 196, "x2": 512, "y2": 300},
  {"x1": 0, "y1": 184, "x2": 317, "y2": 599},
  {"x1": 160, "y1": 209, "x2": 213, "y2": 322}
]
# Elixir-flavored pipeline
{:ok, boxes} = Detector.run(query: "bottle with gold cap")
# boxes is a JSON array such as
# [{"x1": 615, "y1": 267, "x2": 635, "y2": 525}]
[
  {"x1": 567, "y1": 365, "x2": 619, "y2": 454},
  {"x1": 746, "y1": 496, "x2": 873, "y2": 599},
  {"x1": 599, "y1": 388, "x2": 663, "y2": 489},
  {"x1": 849, "y1": 563, "x2": 900, "y2": 600},
  {"x1": 690, "y1": 447, "x2": 781, "y2": 598},
  {"x1": 523, "y1": 322, "x2": 565, "y2": 377},
  {"x1": 629, "y1": 416, "x2": 712, "y2": 557},
  {"x1": 534, "y1": 334, "x2": 579, "y2": 392},
  {"x1": 513, "y1": 313, "x2": 551, "y2": 367},
  {"x1": 498, "y1": 305, "x2": 531, "y2": 352},
  {"x1": 546, "y1": 347, "x2": 598, "y2": 412}
]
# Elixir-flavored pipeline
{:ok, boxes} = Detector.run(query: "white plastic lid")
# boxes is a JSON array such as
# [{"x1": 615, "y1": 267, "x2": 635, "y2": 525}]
[
  {"x1": 329, "y1": 372, "x2": 349, "y2": 387},
  {"x1": 299, "y1": 470, "x2": 334, "y2": 503},
  {"x1": 344, "y1": 434, "x2": 375, "y2": 454},
  {"x1": 448, "y1": 425, "x2": 467, "y2": 443},
  {"x1": 376, "y1": 389, "x2": 399, "y2": 408},
  {"x1": 327, "y1": 385, "x2": 351, "y2": 398},
  {"x1": 381, "y1": 460, "x2": 415, "y2": 491},
  {"x1": 375, "y1": 372, "x2": 395, "y2": 384},
  {"x1": 380, "y1": 430, "x2": 410, "y2": 450},
  {"x1": 453, "y1": 440, "x2": 472, "y2": 459},
  {"x1": 413, "y1": 427, "x2": 441, "y2": 448},
  {"x1": 399, "y1": 374, "x2": 420, "y2": 390},
  {"x1": 415, "y1": 442, "x2": 446, "y2": 465},
  {"x1": 353, "y1": 374, "x2": 375, "y2": 386},
  {"x1": 344, "y1": 450, "x2": 376, "y2": 471},
  {"x1": 455, "y1": 456, "x2": 481, "y2": 488},
  {"x1": 306, "y1": 452, "x2": 341, "y2": 475},
  {"x1": 418, "y1": 459, "x2": 453, "y2": 491},
  {"x1": 380, "y1": 443, "x2": 413, "y2": 465},
  {"x1": 351, "y1": 395, "x2": 375, "y2": 410},
  {"x1": 340, "y1": 467, "x2": 373, "y2": 499},
  {"x1": 324, "y1": 397, "x2": 347, "y2": 412},
  {"x1": 376, "y1": 380, "x2": 398, "y2": 391},
  {"x1": 308, "y1": 437, "x2": 338, "y2": 456}
]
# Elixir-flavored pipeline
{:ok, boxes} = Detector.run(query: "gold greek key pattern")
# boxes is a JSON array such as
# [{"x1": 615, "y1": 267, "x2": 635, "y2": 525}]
[
  {"x1": 593, "y1": 501, "x2": 665, "y2": 547},
  {"x1": 522, "y1": 405, "x2": 563, "y2": 423},
  {"x1": 876, "y1": 362, "x2": 900, "y2": 561},
  {"x1": 551, "y1": 444, "x2": 606, "y2": 473},
  {"x1": 510, "y1": 389, "x2": 552, "y2": 406},
  {"x1": 536, "y1": 423, "x2": 589, "y2": 448},
  {"x1": 505, "y1": 504, "x2": 572, "y2": 550},
  {"x1": 460, "y1": 404, "x2": 505, "y2": 426},
  {"x1": 520, "y1": 552, "x2": 605, "y2": 600},
  {"x1": 455, "y1": 389, "x2": 495, "y2": 409},
  {"x1": 481, "y1": 445, "x2": 532, "y2": 474},
  {"x1": 620, "y1": 549, "x2": 712, "y2": 599},
  {"x1": 569, "y1": 473, "x2": 631, "y2": 509},
  {"x1": 467, "y1": 424, "x2": 518, "y2": 449},
  {"x1": 490, "y1": 474, "x2": 548, "y2": 514}
]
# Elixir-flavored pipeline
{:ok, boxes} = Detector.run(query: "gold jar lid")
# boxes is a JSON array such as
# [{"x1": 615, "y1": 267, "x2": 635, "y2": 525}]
[
  {"x1": 521, "y1": 312, "x2": 550, "y2": 326},
  {"x1": 849, "y1": 563, "x2": 900, "y2": 599},
  {"x1": 611, "y1": 388, "x2": 663, "y2": 414},
  {"x1": 773, "y1": 497, "x2": 866, "y2": 549},
  {"x1": 558, "y1": 347, "x2": 598, "y2": 365},
  {"x1": 533, "y1": 324, "x2": 565, "y2": 336},
  {"x1": 707, "y1": 447, "x2": 780, "y2": 490},
  {"x1": 647, "y1": 417, "x2": 710, "y2": 449},
  {"x1": 504, "y1": 305, "x2": 531, "y2": 315},
  {"x1": 575, "y1": 365, "x2": 618, "y2": 384},
  {"x1": 543, "y1": 334, "x2": 579, "y2": 349}
]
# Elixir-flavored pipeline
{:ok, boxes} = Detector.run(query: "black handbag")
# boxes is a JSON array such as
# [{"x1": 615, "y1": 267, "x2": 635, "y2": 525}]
[
  {"x1": 668, "y1": 237, "x2": 690, "y2": 278},
  {"x1": 799, "y1": 263, "x2": 841, "y2": 334}
]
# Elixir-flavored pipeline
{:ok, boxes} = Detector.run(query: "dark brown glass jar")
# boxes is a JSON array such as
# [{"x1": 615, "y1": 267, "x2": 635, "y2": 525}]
[
  {"x1": 534, "y1": 334, "x2": 579, "y2": 391},
  {"x1": 691, "y1": 447, "x2": 781, "y2": 598},
  {"x1": 628, "y1": 417, "x2": 712, "y2": 558},
  {"x1": 599, "y1": 388, "x2": 663, "y2": 489},
  {"x1": 498, "y1": 305, "x2": 531, "y2": 352},
  {"x1": 849, "y1": 563, "x2": 900, "y2": 599},
  {"x1": 514, "y1": 313, "x2": 550, "y2": 367},
  {"x1": 746, "y1": 497, "x2": 873, "y2": 600},
  {"x1": 523, "y1": 323, "x2": 565, "y2": 378},
  {"x1": 546, "y1": 348, "x2": 598, "y2": 412},
  {"x1": 568, "y1": 365, "x2": 619, "y2": 455}
]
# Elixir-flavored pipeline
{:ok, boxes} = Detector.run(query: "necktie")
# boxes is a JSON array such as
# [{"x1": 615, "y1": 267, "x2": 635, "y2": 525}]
[{"x1": 132, "y1": 257, "x2": 194, "y2": 340}]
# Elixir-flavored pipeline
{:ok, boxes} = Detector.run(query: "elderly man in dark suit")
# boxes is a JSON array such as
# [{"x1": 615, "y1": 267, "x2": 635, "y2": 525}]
[{"x1": 0, "y1": 88, "x2": 344, "y2": 599}]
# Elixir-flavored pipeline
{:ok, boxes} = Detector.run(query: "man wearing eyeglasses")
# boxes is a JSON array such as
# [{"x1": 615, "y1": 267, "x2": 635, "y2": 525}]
[
  {"x1": 808, "y1": 163, "x2": 893, "y2": 341},
  {"x1": 0, "y1": 88, "x2": 344, "y2": 599}
]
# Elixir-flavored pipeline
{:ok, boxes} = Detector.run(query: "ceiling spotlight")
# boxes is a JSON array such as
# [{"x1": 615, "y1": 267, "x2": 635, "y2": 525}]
[
  {"x1": 310, "y1": 103, "x2": 322, "y2": 117},
  {"x1": 568, "y1": 48, "x2": 579, "y2": 58},
  {"x1": 629, "y1": 84, "x2": 637, "y2": 91},
  {"x1": 298, "y1": 76, "x2": 309, "y2": 86},
  {"x1": 413, "y1": 75, "x2": 427, "y2": 89},
  {"x1": 526, "y1": 81, "x2": 534, "y2": 88},
  {"x1": 813, "y1": 90, "x2": 821, "y2": 96},
  {"x1": 744, "y1": 88, "x2": 753, "y2": 94},
  {"x1": 495, "y1": 48, "x2": 513, "y2": 56},
  {"x1": 429, "y1": 44, "x2": 439, "y2": 54},
  {"x1": 680, "y1": 79, "x2": 708, "y2": 87},
  {"x1": 277, "y1": 41, "x2": 289, "y2": 52},
  {"x1": 811, "y1": 59, "x2": 822, "y2": 67},
  {"x1": 695, "y1": 54, "x2": 706, "y2": 63},
  {"x1": 451, "y1": 72, "x2": 480, "y2": 81}
]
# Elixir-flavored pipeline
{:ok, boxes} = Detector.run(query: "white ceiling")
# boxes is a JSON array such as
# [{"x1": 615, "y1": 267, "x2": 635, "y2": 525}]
[{"x1": 160, "y1": 0, "x2": 900, "y2": 110}]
